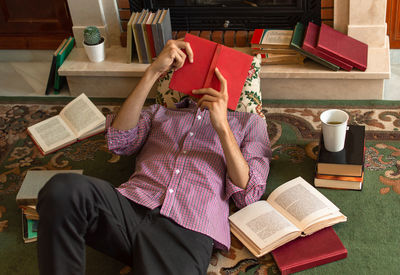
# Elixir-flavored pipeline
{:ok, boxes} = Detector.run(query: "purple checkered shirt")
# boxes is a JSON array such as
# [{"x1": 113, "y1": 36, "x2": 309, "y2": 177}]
[{"x1": 106, "y1": 100, "x2": 271, "y2": 250}]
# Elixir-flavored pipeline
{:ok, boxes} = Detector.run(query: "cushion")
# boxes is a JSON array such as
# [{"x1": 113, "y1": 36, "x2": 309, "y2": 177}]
[{"x1": 155, "y1": 55, "x2": 265, "y2": 119}]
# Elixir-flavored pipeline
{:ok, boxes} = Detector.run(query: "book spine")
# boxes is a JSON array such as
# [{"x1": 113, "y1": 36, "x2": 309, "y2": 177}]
[
  {"x1": 203, "y1": 44, "x2": 222, "y2": 87},
  {"x1": 250, "y1": 29, "x2": 264, "y2": 45},
  {"x1": 146, "y1": 24, "x2": 156, "y2": 58}
]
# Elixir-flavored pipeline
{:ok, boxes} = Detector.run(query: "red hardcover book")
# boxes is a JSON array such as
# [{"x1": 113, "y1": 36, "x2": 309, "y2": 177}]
[
  {"x1": 169, "y1": 33, "x2": 253, "y2": 110},
  {"x1": 302, "y1": 22, "x2": 353, "y2": 71},
  {"x1": 272, "y1": 227, "x2": 347, "y2": 275},
  {"x1": 317, "y1": 23, "x2": 368, "y2": 71},
  {"x1": 145, "y1": 14, "x2": 157, "y2": 58}
]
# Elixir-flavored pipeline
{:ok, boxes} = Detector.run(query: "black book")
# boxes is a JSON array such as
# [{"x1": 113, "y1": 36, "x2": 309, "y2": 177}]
[{"x1": 316, "y1": 125, "x2": 365, "y2": 177}]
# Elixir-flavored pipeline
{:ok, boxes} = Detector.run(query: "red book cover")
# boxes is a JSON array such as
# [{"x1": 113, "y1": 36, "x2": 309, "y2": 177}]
[
  {"x1": 272, "y1": 227, "x2": 347, "y2": 275},
  {"x1": 302, "y1": 22, "x2": 353, "y2": 71},
  {"x1": 250, "y1": 29, "x2": 265, "y2": 45},
  {"x1": 317, "y1": 23, "x2": 368, "y2": 71},
  {"x1": 145, "y1": 22, "x2": 156, "y2": 58},
  {"x1": 169, "y1": 33, "x2": 253, "y2": 110}
]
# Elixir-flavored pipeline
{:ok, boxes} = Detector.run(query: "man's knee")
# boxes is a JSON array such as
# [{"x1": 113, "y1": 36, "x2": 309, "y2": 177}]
[{"x1": 37, "y1": 173, "x2": 88, "y2": 211}]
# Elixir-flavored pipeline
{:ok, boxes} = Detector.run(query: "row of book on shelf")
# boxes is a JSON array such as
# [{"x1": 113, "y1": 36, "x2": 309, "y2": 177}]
[
  {"x1": 251, "y1": 21, "x2": 368, "y2": 71},
  {"x1": 127, "y1": 8, "x2": 172, "y2": 64}
]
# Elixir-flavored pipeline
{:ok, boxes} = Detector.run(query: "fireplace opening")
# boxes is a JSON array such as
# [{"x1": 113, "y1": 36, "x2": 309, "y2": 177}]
[{"x1": 129, "y1": 0, "x2": 321, "y2": 31}]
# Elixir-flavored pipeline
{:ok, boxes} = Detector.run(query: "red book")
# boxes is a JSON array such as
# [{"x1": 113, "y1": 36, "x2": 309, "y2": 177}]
[
  {"x1": 272, "y1": 227, "x2": 347, "y2": 275},
  {"x1": 317, "y1": 23, "x2": 368, "y2": 71},
  {"x1": 302, "y1": 22, "x2": 353, "y2": 71},
  {"x1": 169, "y1": 33, "x2": 253, "y2": 110}
]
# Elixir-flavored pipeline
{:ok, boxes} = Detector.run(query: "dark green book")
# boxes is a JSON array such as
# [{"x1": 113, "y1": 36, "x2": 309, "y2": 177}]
[
  {"x1": 54, "y1": 36, "x2": 75, "y2": 92},
  {"x1": 45, "y1": 38, "x2": 68, "y2": 95},
  {"x1": 317, "y1": 125, "x2": 365, "y2": 177},
  {"x1": 290, "y1": 22, "x2": 340, "y2": 71}
]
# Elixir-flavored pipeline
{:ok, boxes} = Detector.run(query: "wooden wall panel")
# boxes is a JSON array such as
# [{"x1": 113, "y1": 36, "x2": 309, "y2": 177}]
[{"x1": 387, "y1": 0, "x2": 400, "y2": 48}]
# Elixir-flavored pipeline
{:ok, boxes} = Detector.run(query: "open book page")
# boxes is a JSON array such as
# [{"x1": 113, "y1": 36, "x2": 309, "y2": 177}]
[
  {"x1": 59, "y1": 93, "x2": 106, "y2": 138},
  {"x1": 229, "y1": 201, "x2": 301, "y2": 255},
  {"x1": 27, "y1": 116, "x2": 76, "y2": 153},
  {"x1": 267, "y1": 177, "x2": 346, "y2": 234}
]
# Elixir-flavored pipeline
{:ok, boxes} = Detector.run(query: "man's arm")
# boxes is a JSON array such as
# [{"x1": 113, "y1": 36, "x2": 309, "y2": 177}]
[
  {"x1": 192, "y1": 68, "x2": 250, "y2": 189},
  {"x1": 111, "y1": 40, "x2": 194, "y2": 130}
]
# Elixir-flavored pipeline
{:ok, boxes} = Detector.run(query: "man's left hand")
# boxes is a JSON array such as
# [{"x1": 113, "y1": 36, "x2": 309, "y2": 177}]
[{"x1": 192, "y1": 68, "x2": 229, "y2": 133}]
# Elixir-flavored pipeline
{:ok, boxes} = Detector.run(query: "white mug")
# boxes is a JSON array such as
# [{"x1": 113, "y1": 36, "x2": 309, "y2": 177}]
[{"x1": 320, "y1": 109, "x2": 349, "y2": 152}]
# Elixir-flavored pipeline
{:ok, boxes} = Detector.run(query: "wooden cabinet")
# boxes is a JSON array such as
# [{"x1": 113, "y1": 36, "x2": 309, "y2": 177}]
[
  {"x1": 0, "y1": 0, "x2": 72, "y2": 49},
  {"x1": 387, "y1": 0, "x2": 400, "y2": 48}
]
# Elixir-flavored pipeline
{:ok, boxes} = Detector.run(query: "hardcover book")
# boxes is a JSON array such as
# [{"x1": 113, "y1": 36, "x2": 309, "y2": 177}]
[
  {"x1": 251, "y1": 29, "x2": 293, "y2": 48},
  {"x1": 272, "y1": 227, "x2": 348, "y2": 275},
  {"x1": 142, "y1": 11, "x2": 154, "y2": 63},
  {"x1": 133, "y1": 10, "x2": 148, "y2": 63},
  {"x1": 145, "y1": 11, "x2": 157, "y2": 59},
  {"x1": 290, "y1": 22, "x2": 340, "y2": 71},
  {"x1": 54, "y1": 36, "x2": 74, "y2": 91},
  {"x1": 156, "y1": 9, "x2": 172, "y2": 55},
  {"x1": 314, "y1": 172, "x2": 364, "y2": 190},
  {"x1": 229, "y1": 177, "x2": 347, "y2": 257},
  {"x1": 302, "y1": 22, "x2": 353, "y2": 71},
  {"x1": 151, "y1": 9, "x2": 163, "y2": 56},
  {"x1": 45, "y1": 38, "x2": 68, "y2": 94},
  {"x1": 317, "y1": 23, "x2": 368, "y2": 71},
  {"x1": 169, "y1": 33, "x2": 253, "y2": 110},
  {"x1": 22, "y1": 212, "x2": 38, "y2": 243},
  {"x1": 317, "y1": 125, "x2": 365, "y2": 177},
  {"x1": 16, "y1": 170, "x2": 83, "y2": 206},
  {"x1": 27, "y1": 93, "x2": 106, "y2": 155},
  {"x1": 126, "y1": 12, "x2": 140, "y2": 63}
]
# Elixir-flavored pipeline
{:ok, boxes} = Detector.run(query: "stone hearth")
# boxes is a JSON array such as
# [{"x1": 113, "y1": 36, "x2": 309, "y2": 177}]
[{"x1": 60, "y1": 0, "x2": 390, "y2": 100}]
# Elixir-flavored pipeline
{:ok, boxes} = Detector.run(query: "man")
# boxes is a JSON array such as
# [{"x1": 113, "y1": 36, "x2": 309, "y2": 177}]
[{"x1": 37, "y1": 39, "x2": 271, "y2": 275}]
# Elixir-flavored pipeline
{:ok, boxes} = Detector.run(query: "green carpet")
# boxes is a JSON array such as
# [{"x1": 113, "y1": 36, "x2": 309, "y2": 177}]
[{"x1": 1, "y1": 97, "x2": 400, "y2": 274}]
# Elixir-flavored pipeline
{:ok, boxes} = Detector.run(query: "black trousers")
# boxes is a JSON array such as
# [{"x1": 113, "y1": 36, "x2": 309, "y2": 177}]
[{"x1": 37, "y1": 173, "x2": 213, "y2": 275}]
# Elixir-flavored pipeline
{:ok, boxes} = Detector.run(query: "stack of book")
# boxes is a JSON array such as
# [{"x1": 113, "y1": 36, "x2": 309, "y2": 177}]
[
  {"x1": 250, "y1": 29, "x2": 305, "y2": 65},
  {"x1": 292, "y1": 22, "x2": 368, "y2": 71},
  {"x1": 127, "y1": 9, "x2": 172, "y2": 64},
  {"x1": 16, "y1": 170, "x2": 83, "y2": 243},
  {"x1": 251, "y1": 22, "x2": 368, "y2": 70},
  {"x1": 315, "y1": 125, "x2": 366, "y2": 190}
]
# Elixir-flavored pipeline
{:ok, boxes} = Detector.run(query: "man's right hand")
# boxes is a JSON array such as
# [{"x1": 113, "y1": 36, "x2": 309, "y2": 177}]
[{"x1": 148, "y1": 39, "x2": 194, "y2": 76}]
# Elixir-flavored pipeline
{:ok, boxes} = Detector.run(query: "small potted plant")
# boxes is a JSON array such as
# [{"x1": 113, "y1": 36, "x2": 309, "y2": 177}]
[{"x1": 83, "y1": 26, "x2": 105, "y2": 62}]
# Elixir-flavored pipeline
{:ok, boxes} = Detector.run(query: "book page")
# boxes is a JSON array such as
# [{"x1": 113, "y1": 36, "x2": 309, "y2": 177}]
[
  {"x1": 27, "y1": 116, "x2": 76, "y2": 153},
  {"x1": 267, "y1": 177, "x2": 342, "y2": 230},
  {"x1": 59, "y1": 93, "x2": 105, "y2": 138},
  {"x1": 229, "y1": 201, "x2": 300, "y2": 251}
]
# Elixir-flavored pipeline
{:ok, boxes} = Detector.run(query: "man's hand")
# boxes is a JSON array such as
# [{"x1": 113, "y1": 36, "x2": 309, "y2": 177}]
[
  {"x1": 148, "y1": 39, "x2": 194, "y2": 76},
  {"x1": 192, "y1": 68, "x2": 229, "y2": 133}
]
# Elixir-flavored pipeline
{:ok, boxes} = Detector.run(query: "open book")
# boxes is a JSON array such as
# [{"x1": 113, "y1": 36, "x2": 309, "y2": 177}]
[
  {"x1": 27, "y1": 93, "x2": 105, "y2": 155},
  {"x1": 229, "y1": 177, "x2": 347, "y2": 257}
]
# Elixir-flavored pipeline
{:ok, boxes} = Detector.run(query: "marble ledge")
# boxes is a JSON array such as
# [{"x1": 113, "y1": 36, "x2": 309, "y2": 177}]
[{"x1": 59, "y1": 44, "x2": 390, "y2": 80}]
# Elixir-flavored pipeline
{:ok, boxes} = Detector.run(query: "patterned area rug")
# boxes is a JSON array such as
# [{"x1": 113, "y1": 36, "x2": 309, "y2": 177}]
[{"x1": 1, "y1": 97, "x2": 400, "y2": 274}]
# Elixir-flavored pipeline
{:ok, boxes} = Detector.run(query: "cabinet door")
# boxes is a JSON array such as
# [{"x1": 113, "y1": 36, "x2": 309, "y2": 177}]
[
  {"x1": 387, "y1": 0, "x2": 400, "y2": 48},
  {"x1": 0, "y1": 0, "x2": 72, "y2": 49}
]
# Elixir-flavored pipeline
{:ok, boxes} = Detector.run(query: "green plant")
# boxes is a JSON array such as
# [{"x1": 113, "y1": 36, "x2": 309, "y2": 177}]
[{"x1": 83, "y1": 26, "x2": 102, "y2": 45}]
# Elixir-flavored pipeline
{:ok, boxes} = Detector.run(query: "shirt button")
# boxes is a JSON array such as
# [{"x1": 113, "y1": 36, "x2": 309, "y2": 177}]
[
  {"x1": 169, "y1": 189, "x2": 174, "y2": 193},
  {"x1": 189, "y1": 132, "x2": 194, "y2": 136},
  {"x1": 175, "y1": 169, "x2": 180, "y2": 174},
  {"x1": 183, "y1": 150, "x2": 187, "y2": 154},
  {"x1": 197, "y1": 115, "x2": 202, "y2": 120}
]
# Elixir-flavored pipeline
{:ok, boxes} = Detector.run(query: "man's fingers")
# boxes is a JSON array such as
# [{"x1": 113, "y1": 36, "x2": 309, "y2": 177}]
[
  {"x1": 197, "y1": 95, "x2": 217, "y2": 108},
  {"x1": 173, "y1": 40, "x2": 194, "y2": 63},
  {"x1": 214, "y1": 67, "x2": 227, "y2": 94},
  {"x1": 192, "y1": 88, "x2": 219, "y2": 97},
  {"x1": 171, "y1": 51, "x2": 185, "y2": 70}
]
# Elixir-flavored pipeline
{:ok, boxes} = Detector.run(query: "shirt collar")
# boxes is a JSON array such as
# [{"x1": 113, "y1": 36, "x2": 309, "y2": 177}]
[{"x1": 174, "y1": 97, "x2": 197, "y2": 109}]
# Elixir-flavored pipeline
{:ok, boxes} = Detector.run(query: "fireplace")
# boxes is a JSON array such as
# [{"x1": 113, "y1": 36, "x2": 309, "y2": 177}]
[{"x1": 129, "y1": 0, "x2": 321, "y2": 31}]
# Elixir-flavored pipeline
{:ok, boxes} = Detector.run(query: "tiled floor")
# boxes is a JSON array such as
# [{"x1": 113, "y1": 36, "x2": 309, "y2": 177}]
[{"x1": 0, "y1": 50, "x2": 399, "y2": 100}]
